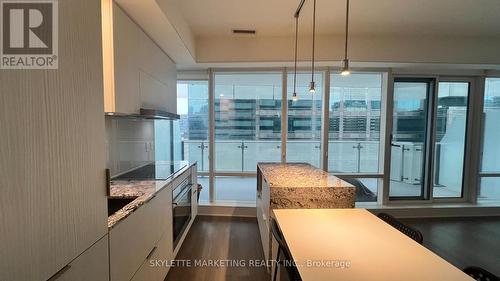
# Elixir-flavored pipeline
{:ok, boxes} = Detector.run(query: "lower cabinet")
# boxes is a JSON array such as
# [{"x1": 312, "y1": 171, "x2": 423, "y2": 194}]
[
  {"x1": 55, "y1": 235, "x2": 109, "y2": 281},
  {"x1": 256, "y1": 176, "x2": 271, "y2": 263},
  {"x1": 109, "y1": 164, "x2": 197, "y2": 281},
  {"x1": 130, "y1": 231, "x2": 172, "y2": 281},
  {"x1": 109, "y1": 185, "x2": 172, "y2": 281}
]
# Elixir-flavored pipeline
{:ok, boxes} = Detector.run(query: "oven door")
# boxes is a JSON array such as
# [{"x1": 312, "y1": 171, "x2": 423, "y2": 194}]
[{"x1": 172, "y1": 183, "x2": 192, "y2": 248}]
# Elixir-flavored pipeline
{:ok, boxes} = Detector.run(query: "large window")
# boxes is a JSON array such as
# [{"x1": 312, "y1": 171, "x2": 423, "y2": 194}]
[
  {"x1": 286, "y1": 73, "x2": 323, "y2": 166},
  {"x1": 479, "y1": 78, "x2": 500, "y2": 201},
  {"x1": 329, "y1": 73, "x2": 383, "y2": 202},
  {"x1": 433, "y1": 82, "x2": 469, "y2": 198},
  {"x1": 214, "y1": 72, "x2": 282, "y2": 203},
  {"x1": 177, "y1": 81, "x2": 209, "y2": 202},
  {"x1": 329, "y1": 73, "x2": 382, "y2": 173},
  {"x1": 177, "y1": 72, "x2": 492, "y2": 207}
]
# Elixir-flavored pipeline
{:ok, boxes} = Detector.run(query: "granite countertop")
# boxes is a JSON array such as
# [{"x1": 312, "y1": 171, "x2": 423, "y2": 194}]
[
  {"x1": 258, "y1": 162, "x2": 354, "y2": 189},
  {"x1": 257, "y1": 162, "x2": 356, "y2": 209},
  {"x1": 107, "y1": 161, "x2": 194, "y2": 229},
  {"x1": 107, "y1": 180, "x2": 168, "y2": 228}
]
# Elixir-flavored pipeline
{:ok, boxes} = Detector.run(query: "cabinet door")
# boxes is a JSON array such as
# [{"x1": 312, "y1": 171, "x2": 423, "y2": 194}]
[
  {"x1": 56, "y1": 235, "x2": 109, "y2": 281},
  {"x1": 112, "y1": 3, "x2": 141, "y2": 114},
  {"x1": 109, "y1": 186, "x2": 171, "y2": 281},
  {"x1": 137, "y1": 30, "x2": 177, "y2": 115},
  {"x1": 0, "y1": 1, "x2": 108, "y2": 280},
  {"x1": 130, "y1": 231, "x2": 173, "y2": 281}
]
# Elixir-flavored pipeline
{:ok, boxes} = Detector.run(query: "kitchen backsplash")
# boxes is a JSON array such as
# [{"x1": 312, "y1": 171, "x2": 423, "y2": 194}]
[{"x1": 105, "y1": 117, "x2": 155, "y2": 176}]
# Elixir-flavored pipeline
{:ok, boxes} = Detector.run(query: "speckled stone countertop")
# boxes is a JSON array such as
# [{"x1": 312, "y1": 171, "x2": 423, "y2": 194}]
[
  {"x1": 107, "y1": 162, "x2": 194, "y2": 229},
  {"x1": 257, "y1": 163, "x2": 356, "y2": 209},
  {"x1": 108, "y1": 180, "x2": 168, "y2": 228}
]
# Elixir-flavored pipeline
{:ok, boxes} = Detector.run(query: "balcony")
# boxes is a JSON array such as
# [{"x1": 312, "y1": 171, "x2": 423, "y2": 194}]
[{"x1": 183, "y1": 140, "x2": 466, "y2": 203}]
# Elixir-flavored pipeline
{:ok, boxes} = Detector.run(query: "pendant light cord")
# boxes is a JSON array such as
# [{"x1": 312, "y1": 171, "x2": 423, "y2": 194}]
[
  {"x1": 311, "y1": 0, "x2": 316, "y2": 83},
  {"x1": 293, "y1": 16, "x2": 299, "y2": 94},
  {"x1": 344, "y1": 0, "x2": 350, "y2": 61}
]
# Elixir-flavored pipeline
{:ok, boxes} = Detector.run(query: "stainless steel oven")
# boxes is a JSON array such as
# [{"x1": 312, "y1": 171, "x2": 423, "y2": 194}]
[{"x1": 172, "y1": 178, "x2": 192, "y2": 248}]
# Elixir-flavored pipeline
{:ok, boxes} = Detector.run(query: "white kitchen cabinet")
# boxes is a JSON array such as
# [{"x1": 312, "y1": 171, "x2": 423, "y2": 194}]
[
  {"x1": 130, "y1": 231, "x2": 173, "y2": 281},
  {"x1": 54, "y1": 235, "x2": 109, "y2": 281},
  {"x1": 110, "y1": 1, "x2": 141, "y2": 114},
  {"x1": 109, "y1": 185, "x2": 172, "y2": 281},
  {"x1": 256, "y1": 176, "x2": 271, "y2": 263},
  {"x1": 0, "y1": 1, "x2": 108, "y2": 280},
  {"x1": 102, "y1": 1, "x2": 177, "y2": 115}
]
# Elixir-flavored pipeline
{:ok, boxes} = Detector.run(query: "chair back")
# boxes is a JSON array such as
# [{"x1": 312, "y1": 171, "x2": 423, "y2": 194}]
[
  {"x1": 463, "y1": 266, "x2": 500, "y2": 281},
  {"x1": 377, "y1": 212, "x2": 423, "y2": 244}
]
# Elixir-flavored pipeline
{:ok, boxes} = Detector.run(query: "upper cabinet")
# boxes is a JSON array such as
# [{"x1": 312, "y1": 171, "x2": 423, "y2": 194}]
[{"x1": 101, "y1": 0, "x2": 177, "y2": 115}]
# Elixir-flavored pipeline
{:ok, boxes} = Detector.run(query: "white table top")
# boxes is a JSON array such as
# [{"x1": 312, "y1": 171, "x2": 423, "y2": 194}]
[{"x1": 273, "y1": 209, "x2": 473, "y2": 281}]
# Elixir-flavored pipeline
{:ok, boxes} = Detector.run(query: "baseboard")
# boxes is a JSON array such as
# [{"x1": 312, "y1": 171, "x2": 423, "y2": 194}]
[
  {"x1": 198, "y1": 205, "x2": 256, "y2": 217},
  {"x1": 197, "y1": 201, "x2": 500, "y2": 218}
]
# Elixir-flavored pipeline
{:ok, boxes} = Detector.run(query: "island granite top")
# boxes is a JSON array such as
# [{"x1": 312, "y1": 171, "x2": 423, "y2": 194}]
[{"x1": 257, "y1": 162, "x2": 354, "y2": 189}]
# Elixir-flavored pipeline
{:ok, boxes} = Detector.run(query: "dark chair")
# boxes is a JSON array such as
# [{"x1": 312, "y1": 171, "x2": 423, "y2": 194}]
[
  {"x1": 270, "y1": 218, "x2": 302, "y2": 281},
  {"x1": 377, "y1": 212, "x2": 423, "y2": 244},
  {"x1": 463, "y1": 266, "x2": 500, "y2": 281},
  {"x1": 337, "y1": 176, "x2": 377, "y2": 202}
]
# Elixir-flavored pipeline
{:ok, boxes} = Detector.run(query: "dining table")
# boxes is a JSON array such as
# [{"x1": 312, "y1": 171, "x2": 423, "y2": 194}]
[{"x1": 273, "y1": 208, "x2": 473, "y2": 281}]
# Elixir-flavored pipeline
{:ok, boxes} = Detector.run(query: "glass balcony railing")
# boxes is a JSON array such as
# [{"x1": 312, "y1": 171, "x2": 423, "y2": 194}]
[{"x1": 181, "y1": 140, "x2": 381, "y2": 173}]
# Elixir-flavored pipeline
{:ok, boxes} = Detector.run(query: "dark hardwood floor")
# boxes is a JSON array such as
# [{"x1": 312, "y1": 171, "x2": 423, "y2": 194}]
[
  {"x1": 402, "y1": 216, "x2": 500, "y2": 276},
  {"x1": 165, "y1": 215, "x2": 500, "y2": 280},
  {"x1": 165, "y1": 216, "x2": 270, "y2": 281}
]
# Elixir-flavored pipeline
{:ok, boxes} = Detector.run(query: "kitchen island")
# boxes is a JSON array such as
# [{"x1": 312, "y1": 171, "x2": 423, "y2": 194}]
[{"x1": 256, "y1": 163, "x2": 356, "y2": 264}]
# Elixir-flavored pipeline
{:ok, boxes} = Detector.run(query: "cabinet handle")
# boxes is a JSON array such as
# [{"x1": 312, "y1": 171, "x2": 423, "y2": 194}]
[
  {"x1": 47, "y1": 265, "x2": 71, "y2": 281},
  {"x1": 146, "y1": 246, "x2": 158, "y2": 260}
]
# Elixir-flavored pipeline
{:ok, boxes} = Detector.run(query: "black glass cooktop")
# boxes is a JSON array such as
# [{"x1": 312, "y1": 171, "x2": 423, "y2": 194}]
[{"x1": 113, "y1": 162, "x2": 188, "y2": 180}]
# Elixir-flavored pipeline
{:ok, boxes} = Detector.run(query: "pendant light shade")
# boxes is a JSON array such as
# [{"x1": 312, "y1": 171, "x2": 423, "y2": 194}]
[
  {"x1": 309, "y1": 0, "x2": 316, "y2": 93},
  {"x1": 309, "y1": 81, "x2": 315, "y2": 93},
  {"x1": 341, "y1": 0, "x2": 351, "y2": 76},
  {"x1": 341, "y1": 59, "x2": 350, "y2": 76}
]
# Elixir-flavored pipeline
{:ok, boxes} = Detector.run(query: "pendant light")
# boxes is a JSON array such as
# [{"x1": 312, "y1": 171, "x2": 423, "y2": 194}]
[
  {"x1": 341, "y1": 0, "x2": 351, "y2": 76},
  {"x1": 309, "y1": 0, "x2": 317, "y2": 93},
  {"x1": 292, "y1": 15, "x2": 299, "y2": 102}
]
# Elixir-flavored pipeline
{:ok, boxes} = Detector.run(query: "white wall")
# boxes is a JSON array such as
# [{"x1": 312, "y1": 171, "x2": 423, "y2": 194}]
[{"x1": 195, "y1": 34, "x2": 500, "y2": 66}]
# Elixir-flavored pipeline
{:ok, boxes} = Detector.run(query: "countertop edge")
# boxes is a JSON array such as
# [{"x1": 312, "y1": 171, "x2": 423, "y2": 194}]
[{"x1": 107, "y1": 162, "x2": 196, "y2": 229}]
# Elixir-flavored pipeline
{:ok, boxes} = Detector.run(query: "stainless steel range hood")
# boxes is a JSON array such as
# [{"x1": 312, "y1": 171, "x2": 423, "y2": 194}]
[{"x1": 105, "y1": 108, "x2": 180, "y2": 120}]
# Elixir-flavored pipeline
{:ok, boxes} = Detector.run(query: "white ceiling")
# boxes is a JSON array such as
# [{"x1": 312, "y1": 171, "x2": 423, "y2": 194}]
[{"x1": 170, "y1": 0, "x2": 500, "y2": 38}]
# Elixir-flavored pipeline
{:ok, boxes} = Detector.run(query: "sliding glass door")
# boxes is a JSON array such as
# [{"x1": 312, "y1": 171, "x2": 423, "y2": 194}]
[
  {"x1": 389, "y1": 79, "x2": 433, "y2": 199},
  {"x1": 389, "y1": 78, "x2": 471, "y2": 201}
]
